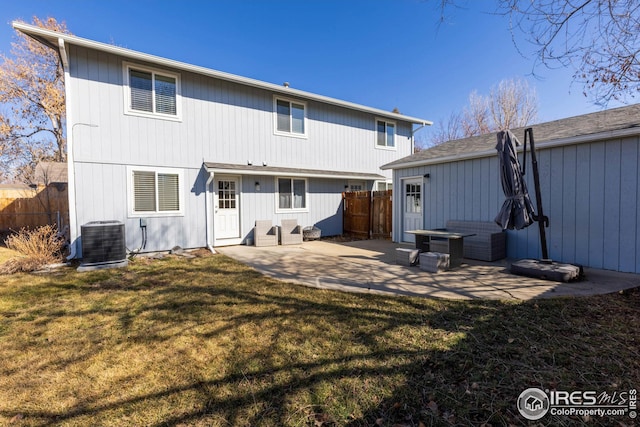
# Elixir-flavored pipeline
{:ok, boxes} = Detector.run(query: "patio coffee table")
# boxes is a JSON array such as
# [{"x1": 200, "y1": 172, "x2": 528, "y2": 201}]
[{"x1": 407, "y1": 229, "x2": 475, "y2": 268}]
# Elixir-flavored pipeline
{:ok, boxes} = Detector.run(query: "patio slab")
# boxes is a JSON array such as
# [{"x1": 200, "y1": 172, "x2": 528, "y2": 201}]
[{"x1": 218, "y1": 240, "x2": 640, "y2": 300}]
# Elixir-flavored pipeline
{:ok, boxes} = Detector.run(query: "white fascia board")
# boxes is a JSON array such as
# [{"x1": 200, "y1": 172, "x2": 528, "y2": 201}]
[
  {"x1": 12, "y1": 21, "x2": 432, "y2": 126},
  {"x1": 205, "y1": 166, "x2": 384, "y2": 181},
  {"x1": 382, "y1": 126, "x2": 640, "y2": 170}
]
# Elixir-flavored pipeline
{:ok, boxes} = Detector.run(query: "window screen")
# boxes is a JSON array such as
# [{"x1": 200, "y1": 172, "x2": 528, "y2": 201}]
[
  {"x1": 278, "y1": 178, "x2": 292, "y2": 209},
  {"x1": 155, "y1": 74, "x2": 177, "y2": 115},
  {"x1": 130, "y1": 70, "x2": 153, "y2": 112},
  {"x1": 133, "y1": 171, "x2": 156, "y2": 212},
  {"x1": 158, "y1": 173, "x2": 180, "y2": 211}
]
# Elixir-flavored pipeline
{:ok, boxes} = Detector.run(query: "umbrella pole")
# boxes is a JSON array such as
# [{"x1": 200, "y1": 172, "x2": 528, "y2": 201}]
[{"x1": 525, "y1": 128, "x2": 550, "y2": 260}]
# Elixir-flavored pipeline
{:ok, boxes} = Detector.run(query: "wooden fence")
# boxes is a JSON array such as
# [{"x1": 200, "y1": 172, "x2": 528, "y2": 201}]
[
  {"x1": 0, "y1": 184, "x2": 69, "y2": 232},
  {"x1": 342, "y1": 190, "x2": 392, "y2": 239}
]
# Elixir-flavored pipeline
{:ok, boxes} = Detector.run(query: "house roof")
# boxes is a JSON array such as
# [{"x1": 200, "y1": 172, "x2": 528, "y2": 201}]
[
  {"x1": 33, "y1": 162, "x2": 67, "y2": 184},
  {"x1": 204, "y1": 162, "x2": 386, "y2": 181},
  {"x1": 13, "y1": 21, "x2": 432, "y2": 127},
  {"x1": 382, "y1": 103, "x2": 640, "y2": 169}
]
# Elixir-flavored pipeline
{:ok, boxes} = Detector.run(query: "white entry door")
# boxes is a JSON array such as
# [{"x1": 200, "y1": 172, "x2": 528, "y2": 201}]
[
  {"x1": 214, "y1": 177, "x2": 240, "y2": 241},
  {"x1": 402, "y1": 178, "x2": 422, "y2": 242}
]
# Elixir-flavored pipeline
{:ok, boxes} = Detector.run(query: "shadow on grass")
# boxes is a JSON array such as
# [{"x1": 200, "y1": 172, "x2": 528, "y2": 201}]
[{"x1": 0, "y1": 254, "x2": 638, "y2": 426}]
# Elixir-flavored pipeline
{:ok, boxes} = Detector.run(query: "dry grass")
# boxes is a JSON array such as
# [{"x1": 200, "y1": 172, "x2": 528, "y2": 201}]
[
  {"x1": 1, "y1": 225, "x2": 65, "y2": 274},
  {"x1": 0, "y1": 246, "x2": 20, "y2": 264},
  {"x1": 0, "y1": 253, "x2": 638, "y2": 426}
]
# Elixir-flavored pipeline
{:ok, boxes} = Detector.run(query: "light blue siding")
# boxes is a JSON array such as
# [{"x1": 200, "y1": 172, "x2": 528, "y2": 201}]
[
  {"x1": 588, "y1": 142, "x2": 606, "y2": 268},
  {"x1": 561, "y1": 145, "x2": 577, "y2": 263},
  {"x1": 574, "y1": 144, "x2": 591, "y2": 266},
  {"x1": 620, "y1": 138, "x2": 638, "y2": 272},
  {"x1": 67, "y1": 45, "x2": 416, "y2": 254},
  {"x1": 603, "y1": 140, "x2": 622, "y2": 270},
  {"x1": 237, "y1": 176, "x2": 345, "y2": 243},
  {"x1": 69, "y1": 45, "x2": 413, "y2": 176},
  {"x1": 73, "y1": 163, "x2": 207, "y2": 252},
  {"x1": 392, "y1": 136, "x2": 640, "y2": 273}
]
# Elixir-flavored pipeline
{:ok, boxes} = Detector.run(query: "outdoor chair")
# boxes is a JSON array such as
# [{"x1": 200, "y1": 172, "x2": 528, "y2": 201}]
[
  {"x1": 254, "y1": 220, "x2": 278, "y2": 247},
  {"x1": 280, "y1": 219, "x2": 303, "y2": 245}
]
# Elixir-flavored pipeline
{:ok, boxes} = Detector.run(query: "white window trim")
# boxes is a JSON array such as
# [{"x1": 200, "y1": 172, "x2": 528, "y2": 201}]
[
  {"x1": 375, "y1": 118, "x2": 397, "y2": 151},
  {"x1": 374, "y1": 180, "x2": 393, "y2": 191},
  {"x1": 273, "y1": 95, "x2": 308, "y2": 139},
  {"x1": 123, "y1": 61, "x2": 182, "y2": 121},
  {"x1": 274, "y1": 176, "x2": 309, "y2": 213},
  {"x1": 127, "y1": 165, "x2": 185, "y2": 217}
]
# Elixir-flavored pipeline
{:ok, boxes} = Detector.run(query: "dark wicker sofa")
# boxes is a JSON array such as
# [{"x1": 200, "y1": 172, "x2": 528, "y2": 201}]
[{"x1": 429, "y1": 220, "x2": 506, "y2": 262}]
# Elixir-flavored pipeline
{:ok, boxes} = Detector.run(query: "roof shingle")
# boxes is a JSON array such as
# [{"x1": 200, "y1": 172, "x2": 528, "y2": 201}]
[{"x1": 383, "y1": 104, "x2": 640, "y2": 169}]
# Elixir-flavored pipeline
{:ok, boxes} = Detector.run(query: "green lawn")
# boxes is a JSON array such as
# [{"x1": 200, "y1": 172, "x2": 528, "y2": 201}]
[{"x1": 0, "y1": 252, "x2": 638, "y2": 426}]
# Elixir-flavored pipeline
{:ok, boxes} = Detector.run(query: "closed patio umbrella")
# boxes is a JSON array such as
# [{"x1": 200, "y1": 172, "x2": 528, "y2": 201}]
[
  {"x1": 494, "y1": 130, "x2": 535, "y2": 230},
  {"x1": 500, "y1": 128, "x2": 582, "y2": 282}
]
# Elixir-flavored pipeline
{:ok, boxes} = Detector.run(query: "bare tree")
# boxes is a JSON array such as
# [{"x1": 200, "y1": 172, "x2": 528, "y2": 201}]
[
  {"x1": 433, "y1": 0, "x2": 640, "y2": 104},
  {"x1": 426, "y1": 111, "x2": 465, "y2": 147},
  {"x1": 461, "y1": 91, "x2": 491, "y2": 137},
  {"x1": 500, "y1": 0, "x2": 640, "y2": 104},
  {"x1": 428, "y1": 77, "x2": 538, "y2": 145},
  {"x1": 488, "y1": 78, "x2": 538, "y2": 130},
  {"x1": 0, "y1": 17, "x2": 70, "y2": 182}
]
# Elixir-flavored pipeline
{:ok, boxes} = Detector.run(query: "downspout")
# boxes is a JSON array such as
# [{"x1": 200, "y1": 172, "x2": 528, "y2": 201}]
[
  {"x1": 58, "y1": 37, "x2": 79, "y2": 261},
  {"x1": 205, "y1": 170, "x2": 216, "y2": 254},
  {"x1": 410, "y1": 122, "x2": 430, "y2": 153}
]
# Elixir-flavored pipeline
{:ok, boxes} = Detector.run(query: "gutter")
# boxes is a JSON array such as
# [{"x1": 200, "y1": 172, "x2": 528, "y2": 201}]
[
  {"x1": 410, "y1": 122, "x2": 431, "y2": 153},
  {"x1": 58, "y1": 37, "x2": 78, "y2": 261},
  {"x1": 204, "y1": 171, "x2": 216, "y2": 254},
  {"x1": 204, "y1": 165, "x2": 385, "y2": 181},
  {"x1": 381, "y1": 126, "x2": 640, "y2": 170}
]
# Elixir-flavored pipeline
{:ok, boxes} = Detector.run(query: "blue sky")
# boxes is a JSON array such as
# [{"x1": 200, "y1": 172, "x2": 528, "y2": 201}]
[{"x1": 0, "y1": 0, "x2": 622, "y2": 142}]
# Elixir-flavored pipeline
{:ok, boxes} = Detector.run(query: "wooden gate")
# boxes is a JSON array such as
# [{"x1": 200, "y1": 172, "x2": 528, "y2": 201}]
[
  {"x1": 371, "y1": 190, "x2": 392, "y2": 239},
  {"x1": 342, "y1": 190, "x2": 392, "y2": 239}
]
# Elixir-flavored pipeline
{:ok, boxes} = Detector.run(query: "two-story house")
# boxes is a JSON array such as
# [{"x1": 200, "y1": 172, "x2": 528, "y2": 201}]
[{"x1": 15, "y1": 22, "x2": 431, "y2": 257}]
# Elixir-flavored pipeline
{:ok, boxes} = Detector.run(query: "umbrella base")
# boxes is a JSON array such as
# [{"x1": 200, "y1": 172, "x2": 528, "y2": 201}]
[{"x1": 510, "y1": 258, "x2": 584, "y2": 283}]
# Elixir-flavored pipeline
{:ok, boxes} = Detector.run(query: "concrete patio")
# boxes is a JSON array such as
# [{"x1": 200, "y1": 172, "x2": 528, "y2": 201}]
[{"x1": 219, "y1": 239, "x2": 640, "y2": 300}]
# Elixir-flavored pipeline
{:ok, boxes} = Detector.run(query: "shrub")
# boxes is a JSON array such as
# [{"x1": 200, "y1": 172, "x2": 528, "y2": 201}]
[{"x1": 1, "y1": 225, "x2": 65, "y2": 274}]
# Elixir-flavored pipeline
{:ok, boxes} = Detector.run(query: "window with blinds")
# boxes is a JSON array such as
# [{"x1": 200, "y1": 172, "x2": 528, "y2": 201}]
[
  {"x1": 155, "y1": 75, "x2": 177, "y2": 115},
  {"x1": 131, "y1": 168, "x2": 182, "y2": 215},
  {"x1": 130, "y1": 70, "x2": 153, "y2": 112},
  {"x1": 157, "y1": 173, "x2": 180, "y2": 211},
  {"x1": 133, "y1": 171, "x2": 156, "y2": 212},
  {"x1": 125, "y1": 63, "x2": 180, "y2": 119}
]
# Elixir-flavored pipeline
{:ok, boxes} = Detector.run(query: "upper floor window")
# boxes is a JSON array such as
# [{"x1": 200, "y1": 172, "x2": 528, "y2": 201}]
[
  {"x1": 376, "y1": 119, "x2": 396, "y2": 149},
  {"x1": 124, "y1": 62, "x2": 181, "y2": 120},
  {"x1": 274, "y1": 97, "x2": 307, "y2": 137}
]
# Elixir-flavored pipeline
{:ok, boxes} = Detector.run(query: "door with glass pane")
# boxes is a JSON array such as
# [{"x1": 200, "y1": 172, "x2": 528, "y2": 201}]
[
  {"x1": 214, "y1": 177, "x2": 240, "y2": 240},
  {"x1": 402, "y1": 178, "x2": 422, "y2": 242}
]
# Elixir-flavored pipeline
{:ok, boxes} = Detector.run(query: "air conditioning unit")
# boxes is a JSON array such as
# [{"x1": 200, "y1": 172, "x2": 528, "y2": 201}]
[{"x1": 78, "y1": 221, "x2": 128, "y2": 270}]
